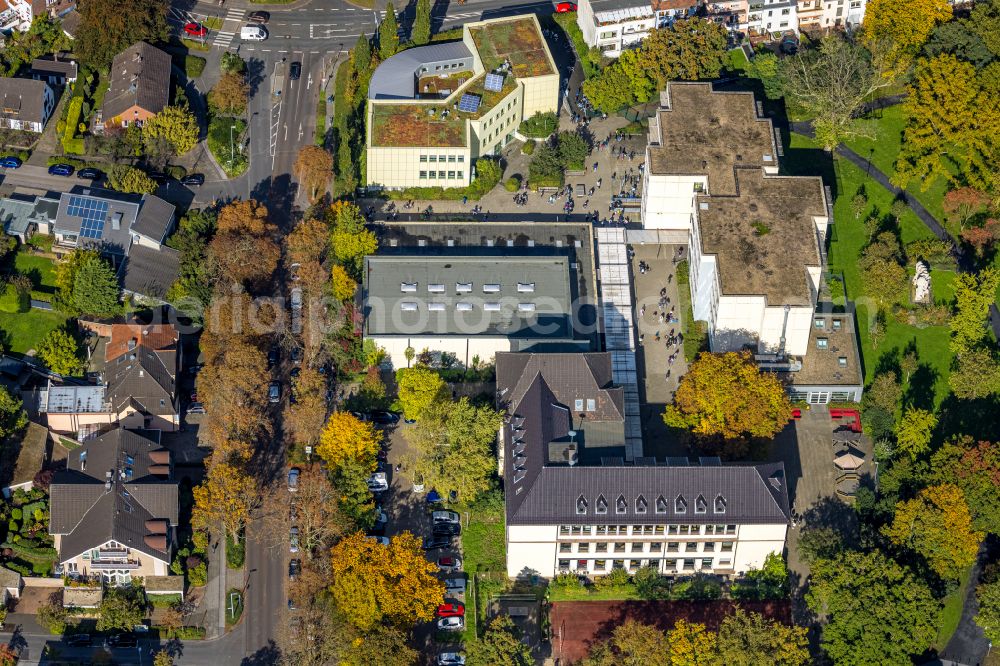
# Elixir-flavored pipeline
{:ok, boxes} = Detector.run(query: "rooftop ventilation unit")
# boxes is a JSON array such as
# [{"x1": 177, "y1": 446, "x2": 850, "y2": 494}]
[
  {"x1": 400, "y1": 282, "x2": 418, "y2": 293},
  {"x1": 401, "y1": 302, "x2": 418, "y2": 312},
  {"x1": 456, "y1": 302, "x2": 473, "y2": 311},
  {"x1": 428, "y1": 303, "x2": 446, "y2": 311},
  {"x1": 456, "y1": 283, "x2": 473, "y2": 293},
  {"x1": 517, "y1": 283, "x2": 535, "y2": 293},
  {"x1": 428, "y1": 283, "x2": 445, "y2": 293},
  {"x1": 517, "y1": 303, "x2": 536, "y2": 313},
  {"x1": 484, "y1": 302, "x2": 501, "y2": 312},
  {"x1": 483, "y1": 284, "x2": 501, "y2": 293}
]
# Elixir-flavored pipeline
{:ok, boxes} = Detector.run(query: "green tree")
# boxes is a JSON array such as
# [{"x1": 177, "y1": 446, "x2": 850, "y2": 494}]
[
  {"x1": 861, "y1": 0, "x2": 952, "y2": 73},
  {"x1": 412, "y1": 0, "x2": 431, "y2": 45},
  {"x1": 528, "y1": 144, "x2": 565, "y2": 186},
  {"x1": 796, "y1": 526, "x2": 846, "y2": 564},
  {"x1": 969, "y1": 0, "x2": 1000, "y2": 57},
  {"x1": 466, "y1": 615, "x2": 533, "y2": 666},
  {"x1": 663, "y1": 352, "x2": 792, "y2": 441},
  {"x1": 557, "y1": 131, "x2": 588, "y2": 170},
  {"x1": 328, "y1": 200, "x2": 378, "y2": 279},
  {"x1": 950, "y1": 347, "x2": 1000, "y2": 398},
  {"x1": 859, "y1": 232, "x2": 908, "y2": 307},
  {"x1": 715, "y1": 609, "x2": 809, "y2": 666},
  {"x1": 929, "y1": 436, "x2": 1000, "y2": 534},
  {"x1": 406, "y1": 397, "x2": 504, "y2": 503},
  {"x1": 923, "y1": 19, "x2": 994, "y2": 67},
  {"x1": 781, "y1": 37, "x2": 894, "y2": 149},
  {"x1": 143, "y1": 105, "x2": 199, "y2": 156},
  {"x1": 950, "y1": 268, "x2": 1000, "y2": 355},
  {"x1": 220, "y1": 52, "x2": 246, "y2": 74},
  {"x1": 395, "y1": 366, "x2": 446, "y2": 421},
  {"x1": 975, "y1": 580, "x2": 1000, "y2": 644},
  {"x1": 746, "y1": 50, "x2": 784, "y2": 100},
  {"x1": 883, "y1": 483, "x2": 983, "y2": 580},
  {"x1": 166, "y1": 208, "x2": 217, "y2": 308},
  {"x1": 806, "y1": 550, "x2": 940, "y2": 665},
  {"x1": 864, "y1": 370, "x2": 901, "y2": 414},
  {"x1": 36, "y1": 592, "x2": 67, "y2": 634},
  {"x1": 72, "y1": 254, "x2": 121, "y2": 317},
  {"x1": 378, "y1": 0, "x2": 399, "y2": 59},
  {"x1": 108, "y1": 164, "x2": 157, "y2": 194},
  {"x1": 353, "y1": 33, "x2": 372, "y2": 74},
  {"x1": 208, "y1": 71, "x2": 249, "y2": 115},
  {"x1": 96, "y1": 588, "x2": 145, "y2": 632},
  {"x1": 731, "y1": 552, "x2": 788, "y2": 601},
  {"x1": 0, "y1": 387, "x2": 26, "y2": 440},
  {"x1": 76, "y1": 0, "x2": 169, "y2": 68},
  {"x1": 36, "y1": 328, "x2": 82, "y2": 376},
  {"x1": 333, "y1": 459, "x2": 376, "y2": 531},
  {"x1": 895, "y1": 407, "x2": 937, "y2": 459}
]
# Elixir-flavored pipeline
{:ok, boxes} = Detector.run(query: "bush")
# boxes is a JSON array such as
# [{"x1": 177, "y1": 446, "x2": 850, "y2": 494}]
[
  {"x1": 504, "y1": 175, "x2": 521, "y2": 192},
  {"x1": 6, "y1": 521, "x2": 17, "y2": 533},
  {"x1": 672, "y1": 575, "x2": 722, "y2": 600},
  {"x1": 550, "y1": 573, "x2": 582, "y2": 591},
  {"x1": 62, "y1": 97, "x2": 84, "y2": 154},
  {"x1": 10, "y1": 509, "x2": 20, "y2": 521},
  {"x1": 594, "y1": 566, "x2": 631, "y2": 588},
  {"x1": 4, "y1": 561, "x2": 30, "y2": 577},
  {"x1": 226, "y1": 532, "x2": 245, "y2": 569},
  {"x1": 906, "y1": 238, "x2": 953, "y2": 266},
  {"x1": 166, "y1": 165, "x2": 187, "y2": 180},
  {"x1": 207, "y1": 116, "x2": 248, "y2": 177},
  {"x1": 519, "y1": 111, "x2": 558, "y2": 138},
  {"x1": 184, "y1": 55, "x2": 206, "y2": 78},
  {"x1": 154, "y1": 625, "x2": 206, "y2": 640},
  {"x1": 148, "y1": 593, "x2": 182, "y2": 607},
  {"x1": 521, "y1": 139, "x2": 536, "y2": 155},
  {"x1": 187, "y1": 562, "x2": 207, "y2": 587}
]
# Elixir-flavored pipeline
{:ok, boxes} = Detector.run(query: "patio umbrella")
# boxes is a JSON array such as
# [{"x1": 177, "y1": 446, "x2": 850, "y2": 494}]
[
  {"x1": 832, "y1": 429, "x2": 863, "y2": 443},
  {"x1": 834, "y1": 449, "x2": 865, "y2": 470}
]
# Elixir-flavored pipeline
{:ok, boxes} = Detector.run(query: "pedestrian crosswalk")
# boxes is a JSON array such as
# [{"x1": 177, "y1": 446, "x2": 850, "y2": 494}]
[{"x1": 212, "y1": 7, "x2": 245, "y2": 50}]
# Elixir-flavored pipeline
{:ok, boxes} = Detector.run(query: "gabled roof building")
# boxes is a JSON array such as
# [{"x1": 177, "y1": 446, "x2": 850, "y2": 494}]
[
  {"x1": 497, "y1": 352, "x2": 790, "y2": 578},
  {"x1": 100, "y1": 41, "x2": 171, "y2": 129}
]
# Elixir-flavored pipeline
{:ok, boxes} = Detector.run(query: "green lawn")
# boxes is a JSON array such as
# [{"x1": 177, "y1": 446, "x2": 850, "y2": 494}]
[
  {"x1": 824, "y1": 151, "x2": 954, "y2": 406},
  {"x1": 843, "y1": 106, "x2": 950, "y2": 230},
  {"x1": 13, "y1": 251, "x2": 58, "y2": 302},
  {"x1": 459, "y1": 496, "x2": 506, "y2": 643},
  {"x1": 936, "y1": 564, "x2": 974, "y2": 651},
  {"x1": 0, "y1": 308, "x2": 69, "y2": 354},
  {"x1": 548, "y1": 582, "x2": 643, "y2": 602}
]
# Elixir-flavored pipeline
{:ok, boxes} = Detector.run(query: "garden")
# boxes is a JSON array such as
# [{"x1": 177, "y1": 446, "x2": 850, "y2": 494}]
[
  {"x1": 0, "y1": 241, "x2": 69, "y2": 354},
  {"x1": 0, "y1": 487, "x2": 58, "y2": 576}
]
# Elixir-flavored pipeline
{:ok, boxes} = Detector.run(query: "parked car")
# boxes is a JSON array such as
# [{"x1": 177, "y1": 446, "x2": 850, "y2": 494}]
[
  {"x1": 371, "y1": 411, "x2": 400, "y2": 425},
  {"x1": 289, "y1": 61, "x2": 302, "y2": 80},
  {"x1": 437, "y1": 653, "x2": 466, "y2": 666},
  {"x1": 0, "y1": 156, "x2": 22, "y2": 169},
  {"x1": 248, "y1": 10, "x2": 270, "y2": 23},
  {"x1": 290, "y1": 346, "x2": 303, "y2": 365},
  {"x1": 436, "y1": 556, "x2": 462, "y2": 573},
  {"x1": 290, "y1": 287, "x2": 303, "y2": 311},
  {"x1": 287, "y1": 467, "x2": 300, "y2": 492},
  {"x1": 105, "y1": 634, "x2": 138, "y2": 648},
  {"x1": 423, "y1": 535, "x2": 451, "y2": 551},
  {"x1": 436, "y1": 603, "x2": 465, "y2": 618},
  {"x1": 780, "y1": 35, "x2": 799, "y2": 55},
  {"x1": 287, "y1": 598, "x2": 297, "y2": 611},
  {"x1": 289, "y1": 526, "x2": 299, "y2": 553},
  {"x1": 367, "y1": 472, "x2": 388, "y2": 492},
  {"x1": 187, "y1": 402, "x2": 206, "y2": 414},
  {"x1": 181, "y1": 173, "x2": 205, "y2": 186},
  {"x1": 555, "y1": 1, "x2": 577, "y2": 11},
  {"x1": 66, "y1": 634, "x2": 92, "y2": 646},
  {"x1": 184, "y1": 22, "x2": 208, "y2": 36},
  {"x1": 289, "y1": 558, "x2": 301, "y2": 580},
  {"x1": 433, "y1": 522, "x2": 460, "y2": 537},
  {"x1": 48, "y1": 163, "x2": 73, "y2": 176},
  {"x1": 267, "y1": 346, "x2": 279, "y2": 368},
  {"x1": 374, "y1": 506, "x2": 388, "y2": 525},
  {"x1": 148, "y1": 171, "x2": 168, "y2": 183},
  {"x1": 268, "y1": 381, "x2": 281, "y2": 403},
  {"x1": 432, "y1": 510, "x2": 460, "y2": 525},
  {"x1": 437, "y1": 616, "x2": 464, "y2": 631},
  {"x1": 77, "y1": 167, "x2": 102, "y2": 179},
  {"x1": 444, "y1": 578, "x2": 466, "y2": 594}
]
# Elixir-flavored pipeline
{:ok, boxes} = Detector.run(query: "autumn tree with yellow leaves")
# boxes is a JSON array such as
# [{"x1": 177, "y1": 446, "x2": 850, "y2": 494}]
[
  {"x1": 861, "y1": 0, "x2": 951, "y2": 74},
  {"x1": 329, "y1": 531, "x2": 444, "y2": 630},
  {"x1": 192, "y1": 461, "x2": 260, "y2": 541},
  {"x1": 316, "y1": 411, "x2": 381, "y2": 470}
]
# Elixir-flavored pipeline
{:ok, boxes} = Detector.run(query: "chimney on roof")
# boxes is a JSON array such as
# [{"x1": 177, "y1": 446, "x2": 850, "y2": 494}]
[
  {"x1": 127, "y1": 338, "x2": 137, "y2": 351},
  {"x1": 149, "y1": 450, "x2": 170, "y2": 465}
]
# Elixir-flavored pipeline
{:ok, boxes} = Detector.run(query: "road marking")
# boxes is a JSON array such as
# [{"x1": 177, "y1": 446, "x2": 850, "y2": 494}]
[{"x1": 262, "y1": 48, "x2": 272, "y2": 52}]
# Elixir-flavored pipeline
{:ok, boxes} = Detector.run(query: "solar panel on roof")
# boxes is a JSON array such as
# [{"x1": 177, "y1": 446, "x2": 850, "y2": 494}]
[
  {"x1": 484, "y1": 72, "x2": 505, "y2": 92},
  {"x1": 68, "y1": 195, "x2": 109, "y2": 239},
  {"x1": 457, "y1": 93, "x2": 481, "y2": 113}
]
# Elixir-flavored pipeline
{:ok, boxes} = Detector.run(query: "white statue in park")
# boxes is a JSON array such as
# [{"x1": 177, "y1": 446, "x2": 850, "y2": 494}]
[{"x1": 912, "y1": 260, "x2": 931, "y2": 304}]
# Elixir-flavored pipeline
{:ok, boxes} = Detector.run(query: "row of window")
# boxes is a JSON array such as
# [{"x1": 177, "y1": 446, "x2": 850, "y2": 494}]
[
  {"x1": 558, "y1": 541, "x2": 735, "y2": 554},
  {"x1": 576, "y1": 492, "x2": 728, "y2": 516},
  {"x1": 419, "y1": 154, "x2": 465, "y2": 164},
  {"x1": 560, "y1": 524, "x2": 737, "y2": 536},
  {"x1": 418, "y1": 170, "x2": 464, "y2": 180},
  {"x1": 558, "y1": 558, "x2": 733, "y2": 572}
]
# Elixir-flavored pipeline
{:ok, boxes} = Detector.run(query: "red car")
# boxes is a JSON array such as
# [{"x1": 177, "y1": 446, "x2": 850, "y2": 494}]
[
  {"x1": 436, "y1": 603, "x2": 465, "y2": 618},
  {"x1": 184, "y1": 22, "x2": 208, "y2": 37},
  {"x1": 555, "y1": 2, "x2": 577, "y2": 11}
]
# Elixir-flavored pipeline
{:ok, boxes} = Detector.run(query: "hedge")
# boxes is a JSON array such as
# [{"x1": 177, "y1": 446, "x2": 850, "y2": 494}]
[
  {"x1": 4, "y1": 561, "x2": 30, "y2": 576},
  {"x1": 226, "y1": 532, "x2": 245, "y2": 569},
  {"x1": 154, "y1": 626, "x2": 206, "y2": 640},
  {"x1": 21, "y1": 501, "x2": 45, "y2": 520},
  {"x1": 4, "y1": 541, "x2": 57, "y2": 560},
  {"x1": 148, "y1": 593, "x2": 182, "y2": 607},
  {"x1": 62, "y1": 97, "x2": 84, "y2": 154}
]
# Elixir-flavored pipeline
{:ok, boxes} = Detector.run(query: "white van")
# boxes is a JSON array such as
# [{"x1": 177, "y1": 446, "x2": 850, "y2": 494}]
[{"x1": 240, "y1": 25, "x2": 267, "y2": 41}]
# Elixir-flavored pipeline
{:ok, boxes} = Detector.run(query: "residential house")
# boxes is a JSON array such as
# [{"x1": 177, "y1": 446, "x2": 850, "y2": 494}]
[
  {"x1": 366, "y1": 15, "x2": 559, "y2": 189},
  {"x1": 31, "y1": 55, "x2": 77, "y2": 85},
  {"x1": 0, "y1": 77, "x2": 55, "y2": 133},
  {"x1": 0, "y1": 190, "x2": 59, "y2": 242},
  {"x1": 744, "y1": 0, "x2": 800, "y2": 37},
  {"x1": 577, "y1": 0, "x2": 659, "y2": 58},
  {"x1": 48, "y1": 428, "x2": 178, "y2": 585},
  {"x1": 100, "y1": 41, "x2": 171, "y2": 129},
  {"x1": 0, "y1": 0, "x2": 33, "y2": 31},
  {"x1": 51, "y1": 185, "x2": 178, "y2": 302},
  {"x1": 497, "y1": 351, "x2": 791, "y2": 578},
  {"x1": 362, "y1": 254, "x2": 588, "y2": 369}
]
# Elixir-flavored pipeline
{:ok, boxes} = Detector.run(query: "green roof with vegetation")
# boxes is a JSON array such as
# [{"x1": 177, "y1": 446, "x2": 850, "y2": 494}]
[
  {"x1": 370, "y1": 104, "x2": 467, "y2": 148},
  {"x1": 454, "y1": 72, "x2": 518, "y2": 121},
  {"x1": 470, "y1": 17, "x2": 555, "y2": 78}
]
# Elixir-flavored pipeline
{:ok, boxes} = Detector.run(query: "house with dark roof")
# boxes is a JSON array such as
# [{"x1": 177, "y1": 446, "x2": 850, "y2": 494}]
[
  {"x1": 50, "y1": 185, "x2": 177, "y2": 302},
  {"x1": 31, "y1": 55, "x2": 77, "y2": 85},
  {"x1": 497, "y1": 351, "x2": 790, "y2": 579},
  {"x1": 100, "y1": 42, "x2": 171, "y2": 129},
  {"x1": 49, "y1": 428, "x2": 178, "y2": 585},
  {"x1": 0, "y1": 76, "x2": 55, "y2": 133}
]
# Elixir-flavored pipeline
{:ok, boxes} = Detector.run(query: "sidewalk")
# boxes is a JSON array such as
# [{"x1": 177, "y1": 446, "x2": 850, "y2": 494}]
[{"x1": 199, "y1": 530, "x2": 227, "y2": 639}]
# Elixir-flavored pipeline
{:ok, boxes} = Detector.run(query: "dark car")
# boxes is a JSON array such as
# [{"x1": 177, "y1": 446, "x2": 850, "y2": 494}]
[
  {"x1": 422, "y1": 535, "x2": 451, "y2": 550},
  {"x1": 780, "y1": 35, "x2": 799, "y2": 55},
  {"x1": 181, "y1": 173, "x2": 205, "y2": 186},
  {"x1": 267, "y1": 346, "x2": 280, "y2": 368},
  {"x1": 433, "y1": 522, "x2": 461, "y2": 537},
  {"x1": 290, "y1": 346, "x2": 303, "y2": 365},
  {"x1": 105, "y1": 634, "x2": 138, "y2": 648},
  {"x1": 0, "y1": 156, "x2": 22, "y2": 169},
  {"x1": 289, "y1": 61, "x2": 302, "y2": 80},
  {"x1": 48, "y1": 163, "x2": 74, "y2": 176},
  {"x1": 268, "y1": 381, "x2": 281, "y2": 403},
  {"x1": 289, "y1": 558, "x2": 301, "y2": 579},
  {"x1": 290, "y1": 366, "x2": 301, "y2": 379},
  {"x1": 371, "y1": 411, "x2": 400, "y2": 425},
  {"x1": 248, "y1": 10, "x2": 270, "y2": 23},
  {"x1": 66, "y1": 634, "x2": 92, "y2": 646},
  {"x1": 148, "y1": 171, "x2": 168, "y2": 183},
  {"x1": 77, "y1": 167, "x2": 103, "y2": 179}
]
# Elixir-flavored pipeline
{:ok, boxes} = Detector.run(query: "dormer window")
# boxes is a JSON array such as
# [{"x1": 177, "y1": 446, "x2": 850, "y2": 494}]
[
  {"x1": 675, "y1": 494, "x2": 687, "y2": 514},
  {"x1": 596, "y1": 495, "x2": 608, "y2": 514},
  {"x1": 635, "y1": 495, "x2": 648, "y2": 514},
  {"x1": 655, "y1": 495, "x2": 668, "y2": 514},
  {"x1": 714, "y1": 494, "x2": 727, "y2": 514},
  {"x1": 616, "y1": 494, "x2": 627, "y2": 514},
  {"x1": 695, "y1": 494, "x2": 707, "y2": 514},
  {"x1": 576, "y1": 495, "x2": 587, "y2": 515}
]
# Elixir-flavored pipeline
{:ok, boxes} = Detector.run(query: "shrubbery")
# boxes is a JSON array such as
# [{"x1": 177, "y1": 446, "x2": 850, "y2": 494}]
[{"x1": 519, "y1": 111, "x2": 558, "y2": 138}]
